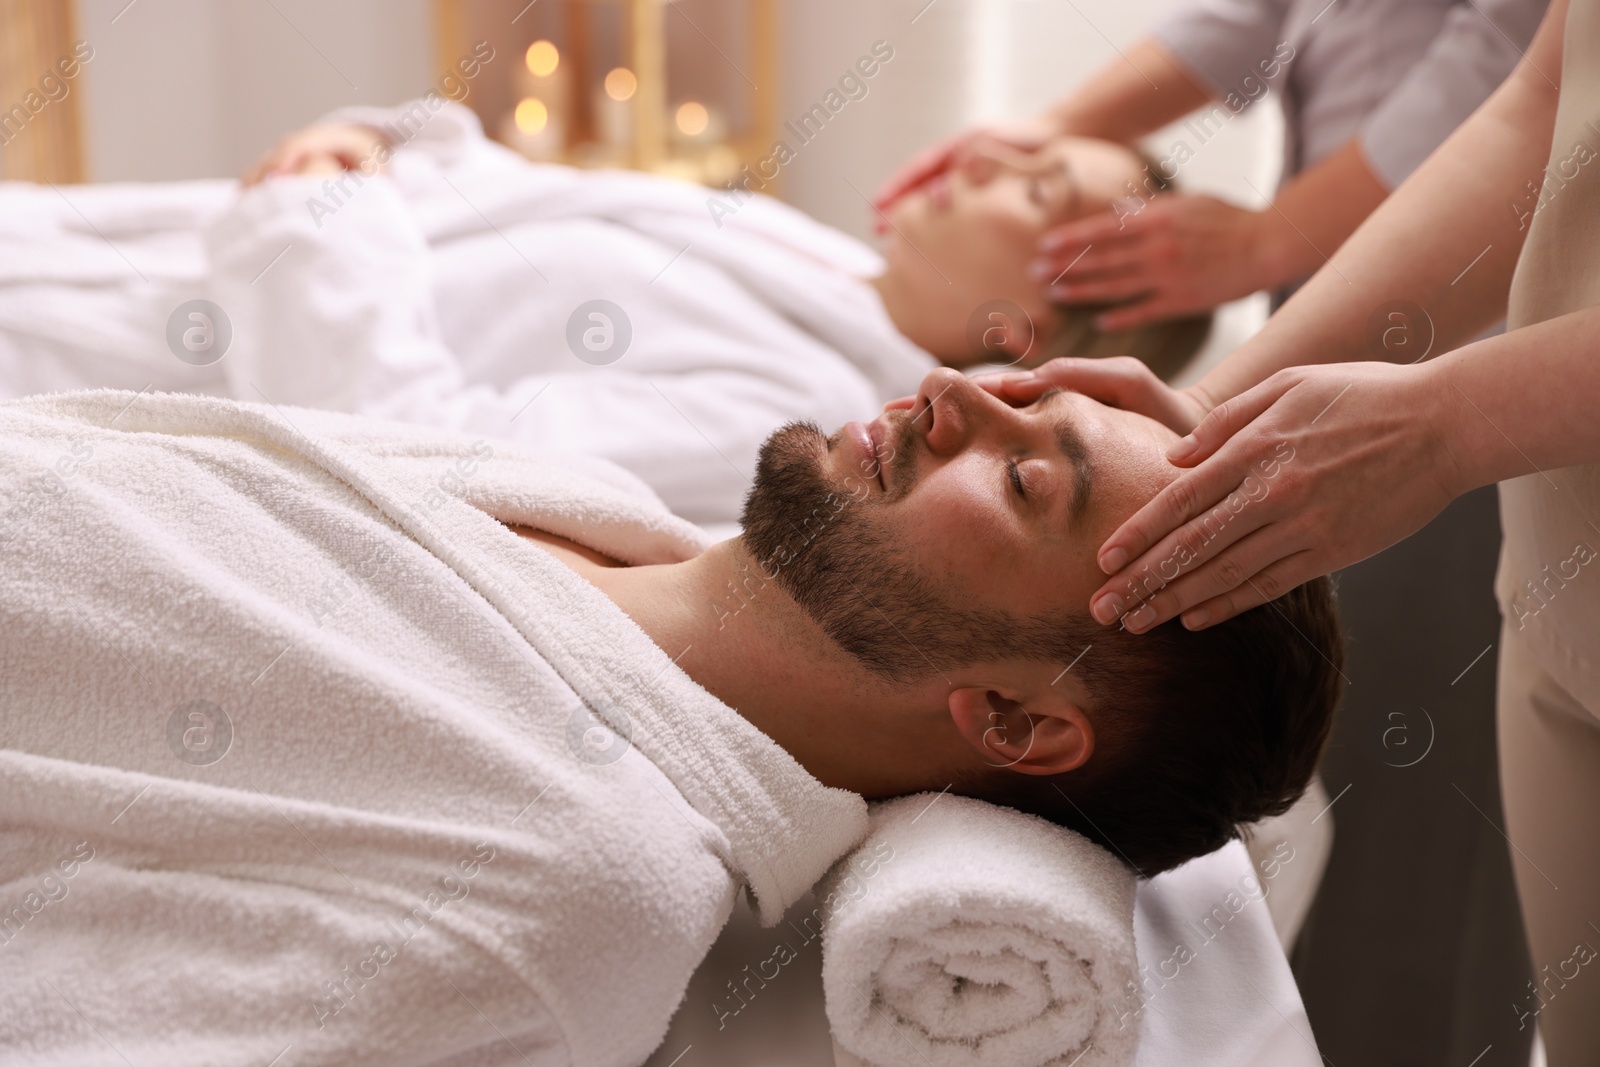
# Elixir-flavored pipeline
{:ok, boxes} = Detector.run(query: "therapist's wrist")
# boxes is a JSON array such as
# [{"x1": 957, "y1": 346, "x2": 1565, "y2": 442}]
[
  {"x1": 1248, "y1": 209, "x2": 1309, "y2": 292},
  {"x1": 1413, "y1": 355, "x2": 1494, "y2": 500},
  {"x1": 1039, "y1": 105, "x2": 1088, "y2": 141}
]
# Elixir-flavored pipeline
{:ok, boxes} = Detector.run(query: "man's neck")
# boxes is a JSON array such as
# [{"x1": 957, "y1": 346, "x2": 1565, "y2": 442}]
[{"x1": 517, "y1": 529, "x2": 961, "y2": 796}]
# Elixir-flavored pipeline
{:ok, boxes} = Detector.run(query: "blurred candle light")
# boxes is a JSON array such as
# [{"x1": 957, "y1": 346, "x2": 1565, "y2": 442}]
[
  {"x1": 511, "y1": 38, "x2": 568, "y2": 162},
  {"x1": 598, "y1": 68, "x2": 638, "y2": 162},
  {"x1": 604, "y1": 66, "x2": 638, "y2": 102},
  {"x1": 515, "y1": 97, "x2": 550, "y2": 134},
  {"x1": 675, "y1": 101, "x2": 709, "y2": 137},
  {"x1": 525, "y1": 39, "x2": 560, "y2": 77}
]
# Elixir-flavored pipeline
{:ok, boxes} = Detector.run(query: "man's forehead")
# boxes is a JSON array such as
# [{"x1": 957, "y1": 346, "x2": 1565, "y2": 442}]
[{"x1": 1035, "y1": 387, "x2": 1182, "y2": 543}]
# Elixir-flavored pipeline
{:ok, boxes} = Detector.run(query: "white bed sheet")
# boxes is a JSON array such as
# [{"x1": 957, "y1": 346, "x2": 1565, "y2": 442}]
[
  {"x1": 1132, "y1": 840, "x2": 1324, "y2": 1067},
  {"x1": 642, "y1": 839, "x2": 1321, "y2": 1067}
]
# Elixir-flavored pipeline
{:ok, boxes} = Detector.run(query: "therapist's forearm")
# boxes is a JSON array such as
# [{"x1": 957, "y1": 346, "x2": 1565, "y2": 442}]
[
  {"x1": 1048, "y1": 39, "x2": 1214, "y2": 143},
  {"x1": 1192, "y1": 34, "x2": 1562, "y2": 407},
  {"x1": 1432, "y1": 305, "x2": 1600, "y2": 492},
  {"x1": 1253, "y1": 140, "x2": 1389, "y2": 289}
]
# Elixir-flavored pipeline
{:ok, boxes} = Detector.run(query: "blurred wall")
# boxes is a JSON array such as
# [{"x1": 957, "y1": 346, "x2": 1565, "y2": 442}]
[
  {"x1": 72, "y1": 0, "x2": 1279, "y2": 217},
  {"x1": 74, "y1": 0, "x2": 431, "y2": 181}
]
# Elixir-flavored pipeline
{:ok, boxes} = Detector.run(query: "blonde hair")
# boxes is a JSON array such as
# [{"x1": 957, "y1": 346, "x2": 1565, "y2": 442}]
[{"x1": 1021, "y1": 146, "x2": 1212, "y2": 384}]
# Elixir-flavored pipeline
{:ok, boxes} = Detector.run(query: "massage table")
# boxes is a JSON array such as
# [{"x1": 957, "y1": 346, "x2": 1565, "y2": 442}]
[{"x1": 641, "y1": 836, "x2": 1324, "y2": 1067}]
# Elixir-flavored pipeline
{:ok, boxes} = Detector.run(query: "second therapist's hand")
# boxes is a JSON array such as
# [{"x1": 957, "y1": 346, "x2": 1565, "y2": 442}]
[
  {"x1": 871, "y1": 118, "x2": 1058, "y2": 232},
  {"x1": 1090, "y1": 360, "x2": 1469, "y2": 632},
  {"x1": 1032, "y1": 194, "x2": 1284, "y2": 330}
]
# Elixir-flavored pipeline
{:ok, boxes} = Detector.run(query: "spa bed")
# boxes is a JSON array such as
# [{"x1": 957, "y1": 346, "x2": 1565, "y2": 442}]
[{"x1": 644, "y1": 827, "x2": 1327, "y2": 1067}]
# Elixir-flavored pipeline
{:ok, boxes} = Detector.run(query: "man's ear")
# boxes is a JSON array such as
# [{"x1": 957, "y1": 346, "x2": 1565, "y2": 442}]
[{"x1": 947, "y1": 685, "x2": 1093, "y2": 776}]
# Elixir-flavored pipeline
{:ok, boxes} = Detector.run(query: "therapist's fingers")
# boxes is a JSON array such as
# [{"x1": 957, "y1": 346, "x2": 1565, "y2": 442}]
[
  {"x1": 973, "y1": 373, "x2": 1054, "y2": 405},
  {"x1": 1031, "y1": 242, "x2": 1150, "y2": 285},
  {"x1": 872, "y1": 133, "x2": 967, "y2": 221},
  {"x1": 979, "y1": 357, "x2": 1209, "y2": 432},
  {"x1": 1164, "y1": 372, "x2": 1300, "y2": 467},
  {"x1": 1173, "y1": 550, "x2": 1322, "y2": 630},
  {"x1": 1092, "y1": 360, "x2": 1464, "y2": 632},
  {"x1": 1039, "y1": 209, "x2": 1146, "y2": 253},
  {"x1": 875, "y1": 121, "x2": 1054, "y2": 217},
  {"x1": 1088, "y1": 380, "x2": 1298, "y2": 597},
  {"x1": 1095, "y1": 424, "x2": 1268, "y2": 577},
  {"x1": 1112, "y1": 525, "x2": 1310, "y2": 633},
  {"x1": 1088, "y1": 455, "x2": 1276, "y2": 626},
  {"x1": 1048, "y1": 274, "x2": 1155, "y2": 305}
]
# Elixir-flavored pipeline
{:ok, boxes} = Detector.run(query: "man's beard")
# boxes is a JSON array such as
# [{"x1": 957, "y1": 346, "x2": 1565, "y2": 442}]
[{"x1": 739, "y1": 416, "x2": 1006, "y2": 682}]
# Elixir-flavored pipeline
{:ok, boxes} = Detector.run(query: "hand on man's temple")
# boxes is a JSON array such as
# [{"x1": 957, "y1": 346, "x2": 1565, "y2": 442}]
[
  {"x1": 1088, "y1": 360, "x2": 1465, "y2": 633},
  {"x1": 241, "y1": 123, "x2": 393, "y2": 187},
  {"x1": 1030, "y1": 194, "x2": 1287, "y2": 330}
]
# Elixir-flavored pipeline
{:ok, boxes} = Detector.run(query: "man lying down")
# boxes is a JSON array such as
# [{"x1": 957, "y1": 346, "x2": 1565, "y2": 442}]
[{"x1": 0, "y1": 368, "x2": 1341, "y2": 1066}]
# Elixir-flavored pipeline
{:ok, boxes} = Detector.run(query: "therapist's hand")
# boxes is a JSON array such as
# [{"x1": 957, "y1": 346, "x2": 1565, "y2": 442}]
[
  {"x1": 976, "y1": 356, "x2": 1212, "y2": 435},
  {"x1": 1090, "y1": 361, "x2": 1466, "y2": 632},
  {"x1": 242, "y1": 123, "x2": 392, "y2": 187},
  {"x1": 1032, "y1": 195, "x2": 1284, "y2": 330},
  {"x1": 871, "y1": 117, "x2": 1058, "y2": 232}
]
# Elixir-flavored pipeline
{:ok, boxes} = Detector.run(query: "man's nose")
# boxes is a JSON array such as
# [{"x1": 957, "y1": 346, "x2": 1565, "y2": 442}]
[{"x1": 914, "y1": 368, "x2": 1018, "y2": 457}]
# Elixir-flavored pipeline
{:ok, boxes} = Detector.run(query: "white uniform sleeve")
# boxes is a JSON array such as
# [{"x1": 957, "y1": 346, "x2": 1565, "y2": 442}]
[{"x1": 1358, "y1": 0, "x2": 1548, "y2": 188}]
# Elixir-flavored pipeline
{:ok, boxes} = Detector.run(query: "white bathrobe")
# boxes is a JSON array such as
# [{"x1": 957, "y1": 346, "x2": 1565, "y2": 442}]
[
  {"x1": 0, "y1": 100, "x2": 935, "y2": 528},
  {"x1": 0, "y1": 389, "x2": 868, "y2": 1066}
]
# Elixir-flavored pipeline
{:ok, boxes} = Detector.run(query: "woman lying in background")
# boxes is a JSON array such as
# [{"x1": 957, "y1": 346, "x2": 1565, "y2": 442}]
[{"x1": 0, "y1": 99, "x2": 1207, "y2": 527}]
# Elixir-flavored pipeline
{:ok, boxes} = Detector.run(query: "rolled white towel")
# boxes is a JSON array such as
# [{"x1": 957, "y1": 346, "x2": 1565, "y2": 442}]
[{"x1": 820, "y1": 793, "x2": 1139, "y2": 1067}]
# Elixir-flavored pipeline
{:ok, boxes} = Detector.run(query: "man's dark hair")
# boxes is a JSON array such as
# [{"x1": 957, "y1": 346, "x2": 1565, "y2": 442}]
[{"x1": 959, "y1": 578, "x2": 1343, "y2": 877}]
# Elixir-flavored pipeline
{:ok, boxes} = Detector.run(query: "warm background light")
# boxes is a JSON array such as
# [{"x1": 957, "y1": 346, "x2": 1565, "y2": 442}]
[
  {"x1": 524, "y1": 40, "x2": 559, "y2": 77},
  {"x1": 514, "y1": 97, "x2": 549, "y2": 134},
  {"x1": 674, "y1": 101, "x2": 708, "y2": 137},
  {"x1": 604, "y1": 67, "x2": 637, "y2": 102}
]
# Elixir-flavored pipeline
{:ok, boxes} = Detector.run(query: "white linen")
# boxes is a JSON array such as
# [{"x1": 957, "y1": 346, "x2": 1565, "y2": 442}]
[
  {"x1": 818, "y1": 794, "x2": 1140, "y2": 1067},
  {"x1": 0, "y1": 99, "x2": 936, "y2": 527},
  {"x1": 643, "y1": 837, "x2": 1323, "y2": 1067},
  {"x1": 1128, "y1": 841, "x2": 1323, "y2": 1067},
  {"x1": 1242, "y1": 775, "x2": 1332, "y2": 952},
  {"x1": 0, "y1": 388, "x2": 868, "y2": 1066}
]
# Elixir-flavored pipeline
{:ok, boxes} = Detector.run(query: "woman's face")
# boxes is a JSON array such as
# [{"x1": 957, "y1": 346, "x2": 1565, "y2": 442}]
[{"x1": 880, "y1": 137, "x2": 1146, "y2": 364}]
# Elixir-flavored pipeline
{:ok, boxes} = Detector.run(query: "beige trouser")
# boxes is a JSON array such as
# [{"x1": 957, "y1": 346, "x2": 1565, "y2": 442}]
[{"x1": 1498, "y1": 625, "x2": 1600, "y2": 1063}]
